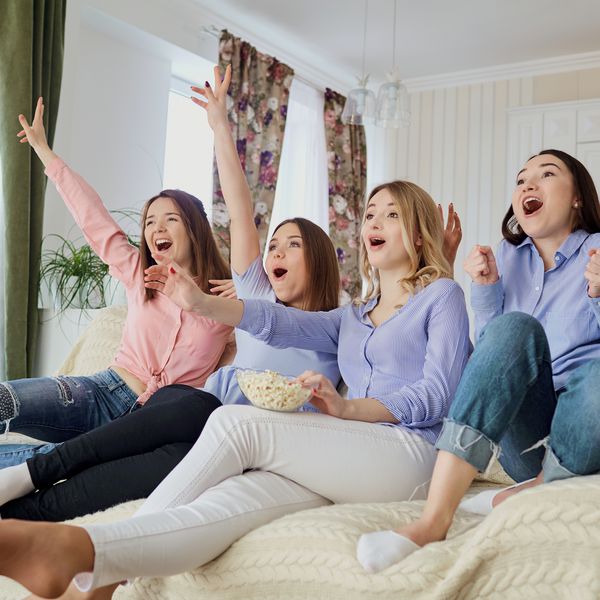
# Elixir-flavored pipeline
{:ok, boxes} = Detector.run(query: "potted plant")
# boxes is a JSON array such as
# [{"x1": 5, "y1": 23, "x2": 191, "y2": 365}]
[{"x1": 39, "y1": 209, "x2": 140, "y2": 312}]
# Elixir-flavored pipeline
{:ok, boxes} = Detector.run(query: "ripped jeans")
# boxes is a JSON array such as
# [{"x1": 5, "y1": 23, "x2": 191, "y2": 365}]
[
  {"x1": 436, "y1": 312, "x2": 600, "y2": 483},
  {"x1": 0, "y1": 369, "x2": 138, "y2": 468}
]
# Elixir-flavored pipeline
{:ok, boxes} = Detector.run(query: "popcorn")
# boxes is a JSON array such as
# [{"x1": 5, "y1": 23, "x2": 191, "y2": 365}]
[{"x1": 236, "y1": 369, "x2": 311, "y2": 412}]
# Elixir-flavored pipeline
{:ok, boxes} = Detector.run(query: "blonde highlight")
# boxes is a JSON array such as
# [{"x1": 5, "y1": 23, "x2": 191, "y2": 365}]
[{"x1": 356, "y1": 180, "x2": 452, "y2": 305}]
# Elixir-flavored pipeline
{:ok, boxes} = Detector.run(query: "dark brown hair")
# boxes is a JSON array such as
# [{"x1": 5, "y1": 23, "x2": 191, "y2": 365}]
[
  {"x1": 271, "y1": 218, "x2": 340, "y2": 311},
  {"x1": 502, "y1": 149, "x2": 600, "y2": 245},
  {"x1": 140, "y1": 190, "x2": 230, "y2": 301}
]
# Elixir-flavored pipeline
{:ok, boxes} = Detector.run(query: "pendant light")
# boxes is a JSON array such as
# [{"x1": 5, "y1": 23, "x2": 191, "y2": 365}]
[
  {"x1": 375, "y1": 0, "x2": 410, "y2": 128},
  {"x1": 341, "y1": 0, "x2": 375, "y2": 125}
]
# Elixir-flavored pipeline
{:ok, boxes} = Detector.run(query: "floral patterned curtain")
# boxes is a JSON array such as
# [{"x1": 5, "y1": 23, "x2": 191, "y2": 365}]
[
  {"x1": 212, "y1": 31, "x2": 294, "y2": 259},
  {"x1": 324, "y1": 89, "x2": 368, "y2": 303}
]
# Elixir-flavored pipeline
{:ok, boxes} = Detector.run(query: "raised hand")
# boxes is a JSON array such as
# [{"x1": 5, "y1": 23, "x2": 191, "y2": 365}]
[
  {"x1": 295, "y1": 371, "x2": 346, "y2": 418},
  {"x1": 463, "y1": 245, "x2": 499, "y2": 285},
  {"x1": 209, "y1": 279, "x2": 237, "y2": 299},
  {"x1": 438, "y1": 203, "x2": 462, "y2": 268},
  {"x1": 585, "y1": 248, "x2": 600, "y2": 298},
  {"x1": 16, "y1": 97, "x2": 56, "y2": 167},
  {"x1": 190, "y1": 64, "x2": 232, "y2": 131},
  {"x1": 144, "y1": 257, "x2": 206, "y2": 312}
]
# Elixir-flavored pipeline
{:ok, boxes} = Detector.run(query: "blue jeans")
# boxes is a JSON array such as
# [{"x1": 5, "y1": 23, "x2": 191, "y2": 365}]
[
  {"x1": 0, "y1": 369, "x2": 138, "y2": 468},
  {"x1": 436, "y1": 312, "x2": 600, "y2": 483}
]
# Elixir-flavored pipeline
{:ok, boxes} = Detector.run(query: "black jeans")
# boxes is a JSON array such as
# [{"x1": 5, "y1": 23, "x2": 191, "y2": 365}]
[{"x1": 0, "y1": 385, "x2": 221, "y2": 521}]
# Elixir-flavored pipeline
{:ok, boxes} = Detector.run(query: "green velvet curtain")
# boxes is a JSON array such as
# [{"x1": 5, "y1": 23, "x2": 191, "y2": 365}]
[{"x1": 0, "y1": 0, "x2": 66, "y2": 379}]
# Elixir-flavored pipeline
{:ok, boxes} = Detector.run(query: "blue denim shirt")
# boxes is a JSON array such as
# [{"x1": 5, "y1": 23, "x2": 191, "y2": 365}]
[
  {"x1": 471, "y1": 229, "x2": 600, "y2": 390},
  {"x1": 239, "y1": 278, "x2": 471, "y2": 444}
]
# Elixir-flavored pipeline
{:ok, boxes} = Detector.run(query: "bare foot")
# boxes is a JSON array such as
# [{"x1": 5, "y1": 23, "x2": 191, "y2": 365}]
[
  {"x1": 0, "y1": 520, "x2": 94, "y2": 598},
  {"x1": 24, "y1": 582, "x2": 117, "y2": 600},
  {"x1": 492, "y1": 473, "x2": 544, "y2": 508}
]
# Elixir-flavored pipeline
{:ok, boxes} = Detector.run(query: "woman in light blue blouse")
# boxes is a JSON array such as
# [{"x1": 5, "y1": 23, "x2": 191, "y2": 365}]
[
  {"x1": 358, "y1": 148, "x2": 600, "y2": 573},
  {"x1": 0, "y1": 175, "x2": 471, "y2": 597}
]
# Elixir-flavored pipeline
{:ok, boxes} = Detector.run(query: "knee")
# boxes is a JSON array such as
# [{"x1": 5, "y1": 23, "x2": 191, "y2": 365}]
[
  {"x1": 0, "y1": 382, "x2": 20, "y2": 422},
  {"x1": 481, "y1": 312, "x2": 546, "y2": 348},
  {"x1": 571, "y1": 359, "x2": 600, "y2": 412},
  {"x1": 204, "y1": 404, "x2": 262, "y2": 435},
  {"x1": 188, "y1": 389, "x2": 222, "y2": 412}
]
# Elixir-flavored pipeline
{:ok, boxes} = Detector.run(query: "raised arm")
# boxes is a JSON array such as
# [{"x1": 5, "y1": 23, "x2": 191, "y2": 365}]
[
  {"x1": 191, "y1": 65, "x2": 260, "y2": 275},
  {"x1": 18, "y1": 97, "x2": 139, "y2": 284},
  {"x1": 464, "y1": 244, "x2": 504, "y2": 340}
]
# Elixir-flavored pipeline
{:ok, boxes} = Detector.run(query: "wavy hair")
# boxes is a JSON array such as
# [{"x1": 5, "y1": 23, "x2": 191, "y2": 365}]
[{"x1": 358, "y1": 180, "x2": 452, "y2": 304}]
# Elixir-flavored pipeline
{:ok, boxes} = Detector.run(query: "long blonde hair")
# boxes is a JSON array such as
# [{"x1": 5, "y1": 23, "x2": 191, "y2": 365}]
[{"x1": 358, "y1": 180, "x2": 452, "y2": 303}]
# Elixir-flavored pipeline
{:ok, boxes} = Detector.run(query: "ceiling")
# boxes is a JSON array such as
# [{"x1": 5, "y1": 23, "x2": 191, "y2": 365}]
[{"x1": 194, "y1": 0, "x2": 600, "y2": 88}]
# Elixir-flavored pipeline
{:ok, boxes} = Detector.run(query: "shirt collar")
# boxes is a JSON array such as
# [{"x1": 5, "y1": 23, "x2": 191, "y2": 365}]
[
  {"x1": 357, "y1": 296, "x2": 379, "y2": 324},
  {"x1": 516, "y1": 229, "x2": 589, "y2": 260}
]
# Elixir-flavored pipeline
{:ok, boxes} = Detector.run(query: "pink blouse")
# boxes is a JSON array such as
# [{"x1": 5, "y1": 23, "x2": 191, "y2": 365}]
[{"x1": 46, "y1": 158, "x2": 232, "y2": 405}]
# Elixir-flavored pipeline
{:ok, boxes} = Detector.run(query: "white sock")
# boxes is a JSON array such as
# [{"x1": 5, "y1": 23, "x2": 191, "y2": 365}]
[
  {"x1": 458, "y1": 489, "x2": 498, "y2": 515},
  {"x1": 459, "y1": 478, "x2": 537, "y2": 516},
  {"x1": 356, "y1": 530, "x2": 420, "y2": 574},
  {"x1": 0, "y1": 462, "x2": 35, "y2": 507}
]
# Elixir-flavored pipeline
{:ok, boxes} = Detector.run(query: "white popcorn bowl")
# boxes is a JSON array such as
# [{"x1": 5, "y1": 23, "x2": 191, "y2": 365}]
[{"x1": 236, "y1": 369, "x2": 312, "y2": 412}]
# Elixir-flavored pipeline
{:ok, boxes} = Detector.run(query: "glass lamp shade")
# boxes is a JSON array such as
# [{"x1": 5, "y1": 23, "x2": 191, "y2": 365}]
[
  {"x1": 375, "y1": 80, "x2": 410, "y2": 128},
  {"x1": 341, "y1": 87, "x2": 376, "y2": 125}
]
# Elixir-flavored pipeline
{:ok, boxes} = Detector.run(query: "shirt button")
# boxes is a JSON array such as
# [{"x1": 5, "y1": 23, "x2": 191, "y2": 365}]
[
  {"x1": 555, "y1": 255, "x2": 560, "y2": 261},
  {"x1": 535, "y1": 286, "x2": 540, "y2": 291}
]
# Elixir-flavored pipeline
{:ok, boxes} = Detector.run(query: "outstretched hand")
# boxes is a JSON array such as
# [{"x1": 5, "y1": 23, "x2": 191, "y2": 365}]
[
  {"x1": 190, "y1": 64, "x2": 232, "y2": 131},
  {"x1": 17, "y1": 97, "x2": 47, "y2": 149},
  {"x1": 16, "y1": 97, "x2": 56, "y2": 167},
  {"x1": 295, "y1": 371, "x2": 347, "y2": 418},
  {"x1": 209, "y1": 278, "x2": 237, "y2": 299},
  {"x1": 586, "y1": 248, "x2": 600, "y2": 298},
  {"x1": 438, "y1": 203, "x2": 462, "y2": 268},
  {"x1": 144, "y1": 256, "x2": 206, "y2": 312}
]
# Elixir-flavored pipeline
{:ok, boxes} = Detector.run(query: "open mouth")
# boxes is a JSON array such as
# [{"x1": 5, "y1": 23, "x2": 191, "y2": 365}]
[
  {"x1": 273, "y1": 267, "x2": 288, "y2": 279},
  {"x1": 155, "y1": 239, "x2": 173, "y2": 252},
  {"x1": 522, "y1": 197, "x2": 543, "y2": 216},
  {"x1": 369, "y1": 237, "x2": 386, "y2": 248}
]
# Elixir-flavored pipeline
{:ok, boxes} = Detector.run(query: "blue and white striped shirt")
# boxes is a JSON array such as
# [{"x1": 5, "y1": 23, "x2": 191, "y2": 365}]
[
  {"x1": 238, "y1": 278, "x2": 471, "y2": 444},
  {"x1": 471, "y1": 229, "x2": 600, "y2": 390}
]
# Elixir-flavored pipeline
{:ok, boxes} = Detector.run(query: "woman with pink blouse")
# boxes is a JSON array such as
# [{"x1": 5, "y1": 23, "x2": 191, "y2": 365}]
[{"x1": 0, "y1": 97, "x2": 233, "y2": 470}]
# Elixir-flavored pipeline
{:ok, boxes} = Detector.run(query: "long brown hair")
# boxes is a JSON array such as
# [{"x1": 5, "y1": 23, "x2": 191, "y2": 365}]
[
  {"x1": 271, "y1": 218, "x2": 340, "y2": 311},
  {"x1": 358, "y1": 180, "x2": 452, "y2": 303},
  {"x1": 502, "y1": 149, "x2": 600, "y2": 245},
  {"x1": 140, "y1": 189, "x2": 230, "y2": 301}
]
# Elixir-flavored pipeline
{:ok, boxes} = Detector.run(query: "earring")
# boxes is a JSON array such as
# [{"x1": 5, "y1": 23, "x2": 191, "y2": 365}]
[{"x1": 573, "y1": 202, "x2": 579, "y2": 208}]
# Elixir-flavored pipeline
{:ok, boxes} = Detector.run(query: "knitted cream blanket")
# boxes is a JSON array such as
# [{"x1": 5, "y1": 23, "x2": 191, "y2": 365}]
[{"x1": 1, "y1": 474, "x2": 598, "y2": 599}]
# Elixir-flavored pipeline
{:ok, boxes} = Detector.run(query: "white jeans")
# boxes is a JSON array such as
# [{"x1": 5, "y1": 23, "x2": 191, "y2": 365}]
[{"x1": 77, "y1": 405, "x2": 436, "y2": 589}]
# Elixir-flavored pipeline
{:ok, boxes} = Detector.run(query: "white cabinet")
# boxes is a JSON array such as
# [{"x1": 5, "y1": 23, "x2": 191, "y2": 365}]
[{"x1": 507, "y1": 100, "x2": 600, "y2": 198}]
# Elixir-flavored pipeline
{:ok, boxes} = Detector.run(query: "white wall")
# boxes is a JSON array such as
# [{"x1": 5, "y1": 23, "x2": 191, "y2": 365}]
[
  {"x1": 35, "y1": 0, "x2": 218, "y2": 376},
  {"x1": 370, "y1": 67, "x2": 600, "y2": 310}
]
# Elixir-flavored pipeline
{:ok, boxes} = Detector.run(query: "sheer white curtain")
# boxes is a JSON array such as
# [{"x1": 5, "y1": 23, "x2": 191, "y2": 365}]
[{"x1": 266, "y1": 78, "x2": 329, "y2": 245}]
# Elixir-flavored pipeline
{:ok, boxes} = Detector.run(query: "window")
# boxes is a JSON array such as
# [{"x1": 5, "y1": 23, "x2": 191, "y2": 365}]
[
  {"x1": 266, "y1": 78, "x2": 329, "y2": 245},
  {"x1": 163, "y1": 78, "x2": 214, "y2": 222}
]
